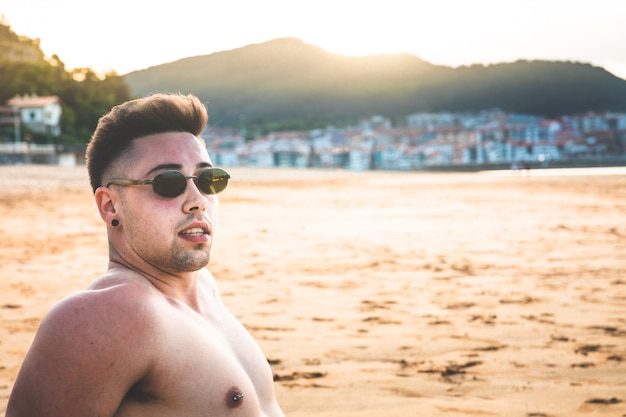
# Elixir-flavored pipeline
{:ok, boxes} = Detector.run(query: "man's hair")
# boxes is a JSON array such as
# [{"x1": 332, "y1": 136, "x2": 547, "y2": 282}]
[{"x1": 86, "y1": 93, "x2": 209, "y2": 193}]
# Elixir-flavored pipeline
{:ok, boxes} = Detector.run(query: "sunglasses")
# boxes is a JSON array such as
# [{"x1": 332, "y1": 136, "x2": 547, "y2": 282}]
[{"x1": 106, "y1": 168, "x2": 230, "y2": 198}]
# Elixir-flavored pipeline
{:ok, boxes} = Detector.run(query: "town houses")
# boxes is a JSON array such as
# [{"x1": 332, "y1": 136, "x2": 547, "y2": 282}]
[
  {"x1": 204, "y1": 110, "x2": 626, "y2": 171},
  {"x1": 1, "y1": 95, "x2": 626, "y2": 170}
]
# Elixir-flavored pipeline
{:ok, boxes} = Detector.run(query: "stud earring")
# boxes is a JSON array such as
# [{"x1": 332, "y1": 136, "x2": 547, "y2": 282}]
[{"x1": 111, "y1": 219, "x2": 119, "y2": 227}]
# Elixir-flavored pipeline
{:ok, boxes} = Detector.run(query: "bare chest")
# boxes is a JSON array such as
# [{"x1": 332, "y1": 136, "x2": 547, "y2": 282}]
[{"x1": 117, "y1": 304, "x2": 273, "y2": 416}]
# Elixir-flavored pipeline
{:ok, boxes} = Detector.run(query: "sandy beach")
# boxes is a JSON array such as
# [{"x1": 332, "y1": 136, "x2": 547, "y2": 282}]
[{"x1": 1, "y1": 164, "x2": 625, "y2": 416}]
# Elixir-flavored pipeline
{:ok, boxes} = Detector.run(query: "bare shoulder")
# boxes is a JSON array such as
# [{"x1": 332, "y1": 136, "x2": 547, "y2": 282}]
[
  {"x1": 29, "y1": 274, "x2": 160, "y2": 368},
  {"x1": 49, "y1": 275, "x2": 160, "y2": 339},
  {"x1": 6, "y1": 276, "x2": 160, "y2": 416}
]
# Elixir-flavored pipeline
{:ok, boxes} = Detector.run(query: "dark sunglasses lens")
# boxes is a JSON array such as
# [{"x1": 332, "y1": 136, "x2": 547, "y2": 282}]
[
  {"x1": 197, "y1": 168, "x2": 230, "y2": 194},
  {"x1": 152, "y1": 171, "x2": 187, "y2": 197}
]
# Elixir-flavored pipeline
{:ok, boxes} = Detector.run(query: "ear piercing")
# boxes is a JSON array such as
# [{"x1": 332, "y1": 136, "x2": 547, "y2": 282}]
[{"x1": 111, "y1": 219, "x2": 119, "y2": 227}]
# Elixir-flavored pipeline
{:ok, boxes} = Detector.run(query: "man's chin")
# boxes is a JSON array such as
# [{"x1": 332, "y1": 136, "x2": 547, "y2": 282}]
[{"x1": 173, "y1": 252, "x2": 211, "y2": 272}]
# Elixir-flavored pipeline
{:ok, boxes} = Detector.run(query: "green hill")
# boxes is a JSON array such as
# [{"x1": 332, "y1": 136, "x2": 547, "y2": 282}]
[{"x1": 124, "y1": 37, "x2": 626, "y2": 128}]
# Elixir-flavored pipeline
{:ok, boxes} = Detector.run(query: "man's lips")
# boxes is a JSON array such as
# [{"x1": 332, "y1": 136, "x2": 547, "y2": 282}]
[
  {"x1": 179, "y1": 227, "x2": 206, "y2": 236},
  {"x1": 178, "y1": 222, "x2": 211, "y2": 241}
]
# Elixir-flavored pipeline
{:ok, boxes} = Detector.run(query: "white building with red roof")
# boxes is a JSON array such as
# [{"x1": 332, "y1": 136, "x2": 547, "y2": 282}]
[{"x1": 6, "y1": 95, "x2": 62, "y2": 138}]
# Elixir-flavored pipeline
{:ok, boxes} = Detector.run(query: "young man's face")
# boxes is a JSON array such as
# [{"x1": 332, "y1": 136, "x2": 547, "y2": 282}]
[{"x1": 110, "y1": 132, "x2": 220, "y2": 274}]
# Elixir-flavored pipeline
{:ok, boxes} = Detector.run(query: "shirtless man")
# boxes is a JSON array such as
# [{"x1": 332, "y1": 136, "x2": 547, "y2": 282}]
[{"x1": 6, "y1": 93, "x2": 285, "y2": 417}]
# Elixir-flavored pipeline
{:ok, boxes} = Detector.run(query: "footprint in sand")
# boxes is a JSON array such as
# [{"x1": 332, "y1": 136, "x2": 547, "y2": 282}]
[{"x1": 578, "y1": 397, "x2": 623, "y2": 413}]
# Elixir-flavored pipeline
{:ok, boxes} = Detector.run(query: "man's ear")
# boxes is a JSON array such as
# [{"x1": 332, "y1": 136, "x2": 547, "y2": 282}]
[{"x1": 94, "y1": 186, "x2": 119, "y2": 226}]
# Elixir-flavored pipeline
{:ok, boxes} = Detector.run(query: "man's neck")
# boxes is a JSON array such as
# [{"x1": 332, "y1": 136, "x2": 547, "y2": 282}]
[{"x1": 107, "y1": 259, "x2": 202, "y2": 311}]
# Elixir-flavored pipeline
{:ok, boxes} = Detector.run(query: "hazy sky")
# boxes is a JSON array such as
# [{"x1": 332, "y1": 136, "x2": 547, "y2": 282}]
[{"x1": 3, "y1": 0, "x2": 626, "y2": 79}]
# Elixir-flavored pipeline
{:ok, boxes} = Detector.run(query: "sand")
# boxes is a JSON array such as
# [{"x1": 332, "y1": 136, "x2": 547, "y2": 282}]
[{"x1": 1, "y1": 164, "x2": 625, "y2": 416}]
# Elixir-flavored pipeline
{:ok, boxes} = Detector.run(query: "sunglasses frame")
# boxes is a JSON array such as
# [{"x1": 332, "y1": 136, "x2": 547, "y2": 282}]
[{"x1": 106, "y1": 168, "x2": 230, "y2": 198}]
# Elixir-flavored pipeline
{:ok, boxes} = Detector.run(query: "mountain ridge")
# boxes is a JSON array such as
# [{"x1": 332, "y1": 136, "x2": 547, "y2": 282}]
[
  {"x1": 2, "y1": 25, "x2": 625, "y2": 132},
  {"x1": 124, "y1": 38, "x2": 626, "y2": 129}
]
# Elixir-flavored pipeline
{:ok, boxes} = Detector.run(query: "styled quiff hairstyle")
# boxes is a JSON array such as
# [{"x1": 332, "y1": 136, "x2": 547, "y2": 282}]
[{"x1": 86, "y1": 93, "x2": 208, "y2": 193}]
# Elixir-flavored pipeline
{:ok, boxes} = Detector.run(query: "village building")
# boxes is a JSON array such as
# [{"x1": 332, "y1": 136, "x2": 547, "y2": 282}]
[{"x1": 6, "y1": 95, "x2": 62, "y2": 139}]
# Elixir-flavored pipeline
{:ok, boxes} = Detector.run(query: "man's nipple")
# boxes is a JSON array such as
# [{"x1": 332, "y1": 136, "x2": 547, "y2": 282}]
[{"x1": 225, "y1": 387, "x2": 244, "y2": 408}]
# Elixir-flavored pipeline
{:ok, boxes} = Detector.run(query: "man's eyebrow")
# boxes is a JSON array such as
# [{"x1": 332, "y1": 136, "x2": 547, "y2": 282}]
[
  {"x1": 146, "y1": 162, "x2": 213, "y2": 176},
  {"x1": 146, "y1": 163, "x2": 183, "y2": 176}
]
